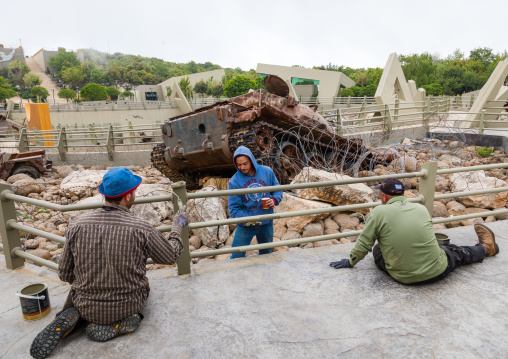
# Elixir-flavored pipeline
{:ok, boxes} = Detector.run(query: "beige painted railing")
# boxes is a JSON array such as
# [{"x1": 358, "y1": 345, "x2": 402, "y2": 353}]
[{"x1": 2, "y1": 162, "x2": 508, "y2": 275}]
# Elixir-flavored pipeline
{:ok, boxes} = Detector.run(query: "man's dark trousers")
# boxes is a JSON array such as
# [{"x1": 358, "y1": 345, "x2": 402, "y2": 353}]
[{"x1": 373, "y1": 243, "x2": 486, "y2": 284}]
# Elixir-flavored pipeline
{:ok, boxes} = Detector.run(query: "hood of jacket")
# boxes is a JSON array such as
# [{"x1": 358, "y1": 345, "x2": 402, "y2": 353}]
[{"x1": 233, "y1": 146, "x2": 258, "y2": 175}]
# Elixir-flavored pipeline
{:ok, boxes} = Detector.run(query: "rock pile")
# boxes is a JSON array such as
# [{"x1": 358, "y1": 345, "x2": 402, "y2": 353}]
[{"x1": 1, "y1": 139, "x2": 508, "y2": 267}]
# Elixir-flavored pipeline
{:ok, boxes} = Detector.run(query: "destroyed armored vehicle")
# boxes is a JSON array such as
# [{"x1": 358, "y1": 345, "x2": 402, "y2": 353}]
[
  {"x1": 151, "y1": 75, "x2": 375, "y2": 188},
  {"x1": 0, "y1": 150, "x2": 52, "y2": 181}
]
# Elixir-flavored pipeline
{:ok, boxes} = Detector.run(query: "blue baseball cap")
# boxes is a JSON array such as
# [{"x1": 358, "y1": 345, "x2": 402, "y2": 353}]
[{"x1": 98, "y1": 167, "x2": 142, "y2": 198}]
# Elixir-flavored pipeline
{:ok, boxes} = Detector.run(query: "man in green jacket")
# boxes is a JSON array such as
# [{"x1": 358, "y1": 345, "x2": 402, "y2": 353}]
[{"x1": 330, "y1": 178, "x2": 499, "y2": 284}]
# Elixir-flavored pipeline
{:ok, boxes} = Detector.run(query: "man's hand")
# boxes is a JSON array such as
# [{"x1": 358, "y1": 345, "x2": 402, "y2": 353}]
[
  {"x1": 264, "y1": 199, "x2": 275, "y2": 209},
  {"x1": 173, "y1": 212, "x2": 190, "y2": 227},
  {"x1": 329, "y1": 258, "x2": 352, "y2": 269}
]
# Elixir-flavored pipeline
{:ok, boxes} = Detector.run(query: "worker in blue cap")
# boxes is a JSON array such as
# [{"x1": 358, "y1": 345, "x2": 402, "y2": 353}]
[{"x1": 31, "y1": 167, "x2": 189, "y2": 358}]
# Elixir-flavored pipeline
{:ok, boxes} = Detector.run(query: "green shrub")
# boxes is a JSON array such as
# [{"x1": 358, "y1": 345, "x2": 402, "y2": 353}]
[{"x1": 475, "y1": 146, "x2": 493, "y2": 158}]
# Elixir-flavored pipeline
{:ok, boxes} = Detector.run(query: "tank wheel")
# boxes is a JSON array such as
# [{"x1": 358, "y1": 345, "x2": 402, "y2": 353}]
[
  {"x1": 305, "y1": 151, "x2": 327, "y2": 169},
  {"x1": 255, "y1": 127, "x2": 274, "y2": 155},
  {"x1": 12, "y1": 165, "x2": 41, "y2": 179},
  {"x1": 276, "y1": 142, "x2": 304, "y2": 182}
]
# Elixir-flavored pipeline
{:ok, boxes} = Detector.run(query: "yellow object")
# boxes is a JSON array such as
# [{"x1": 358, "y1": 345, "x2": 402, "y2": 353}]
[{"x1": 25, "y1": 103, "x2": 54, "y2": 146}]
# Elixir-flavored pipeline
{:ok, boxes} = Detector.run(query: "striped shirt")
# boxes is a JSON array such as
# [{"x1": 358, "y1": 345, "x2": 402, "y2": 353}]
[{"x1": 59, "y1": 204, "x2": 183, "y2": 324}]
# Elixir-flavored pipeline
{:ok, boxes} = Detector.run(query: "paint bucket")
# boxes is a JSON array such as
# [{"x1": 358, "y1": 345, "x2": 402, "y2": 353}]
[
  {"x1": 16, "y1": 283, "x2": 51, "y2": 321},
  {"x1": 435, "y1": 233, "x2": 450, "y2": 245}
]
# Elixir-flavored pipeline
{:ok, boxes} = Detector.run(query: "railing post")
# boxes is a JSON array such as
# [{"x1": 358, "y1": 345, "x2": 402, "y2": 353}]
[
  {"x1": 57, "y1": 126, "x2": 67, "y2": 161},
  {"x1": 470, "y1": 94, "x2": 475, "y2": 108},
  {"x1": 419, "y1": 162, "x2": 437, "y2": 217},
  {"x1": 384, "y1": 104, "x2": 393, "y2": 134},
  {"x1": 34, "y1": 127, "x2": 44, "y2": 147},
  {"x1": 424, "y1": 97, "x2": 431, "y2": 128},
  {"x1": 18, "y1": 127, "x2": 28, "y2": 152},
  {"x1": 347, "y1": 96, "x2": 351, "y2": 108},
  {"x1": 0, "y1": 184, "x2": 24, "y2": 269},
  {"x1": 106, "y1": 125, "x2": 114, "y2": 161},
  {"x1": 89, "y1": 124, "x2": 97, "y2": 145},
  {"x1": 479, "y1": 109, "x2": 486, "y2": 134},
  {"x1": 128, "y1": 121, "x2": 136, "y2": 144},
  {"x1": 336, "y1": 108, "x2": 343, "y2": 136},
  {"x1": 171, "y1": 181, "x2": 191, "y2": 275}
]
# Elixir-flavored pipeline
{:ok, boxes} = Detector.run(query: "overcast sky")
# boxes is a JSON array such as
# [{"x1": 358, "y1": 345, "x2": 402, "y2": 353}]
[{"x1": 3, "y1": 0, "x2": 506, "y2": 71}]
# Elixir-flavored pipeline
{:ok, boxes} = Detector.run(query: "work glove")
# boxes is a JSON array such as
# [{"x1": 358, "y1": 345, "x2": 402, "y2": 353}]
[
  {"x1": 329, "y1": 258, "x2": 352, "y2": 269},
  {"x1": 173, "y1": 211, "x2": 190, "y2": 228}
]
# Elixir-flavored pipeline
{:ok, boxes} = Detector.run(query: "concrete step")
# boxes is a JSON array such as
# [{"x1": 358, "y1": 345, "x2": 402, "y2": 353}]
[
  {"x1": 1, "y1": 221, "x2": 507, "y2": 358},
  {"x1": 25, "y1": 57, "x2": 67, "y2": 104}
]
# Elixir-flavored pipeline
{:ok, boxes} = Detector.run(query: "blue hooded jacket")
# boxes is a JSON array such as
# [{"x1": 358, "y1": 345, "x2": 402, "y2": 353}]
[{"x1": 228, "y1": 146, "x2": 283, "y2": 226}]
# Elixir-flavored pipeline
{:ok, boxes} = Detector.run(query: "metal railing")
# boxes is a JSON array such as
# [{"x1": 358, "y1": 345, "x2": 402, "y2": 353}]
[
  {"x1": 0, "y1": 122, "x2": 163, "y2": 160},
  {"x1": 2, "y1": 162, "x2": 508, "y2": 276}
]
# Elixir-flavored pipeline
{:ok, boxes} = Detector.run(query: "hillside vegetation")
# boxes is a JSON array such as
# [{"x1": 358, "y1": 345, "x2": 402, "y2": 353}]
[{"x1": 0, "y1": 47, "x2": 506, "y2": 103}]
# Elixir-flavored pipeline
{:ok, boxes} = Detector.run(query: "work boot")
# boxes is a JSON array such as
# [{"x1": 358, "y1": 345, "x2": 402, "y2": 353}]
[
  {"x1": 474, "y1": 224, "x2": 499, "y2": 257},
  {"x1": 85, "y1": 313, "x2": 143, "y2": 342},
  {"x1": 30, "y1": 307, "x2": 81, "y2": 359}
]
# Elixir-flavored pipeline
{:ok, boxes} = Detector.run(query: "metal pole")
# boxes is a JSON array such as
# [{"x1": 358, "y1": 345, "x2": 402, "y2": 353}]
[
  {"x1": 384, "y1": 104, "x2": 393, "y2": 134},
  {"x1": 171, "y1": 182, "x2": 191, "y2": 275},
  {"x1": 106, "y1": 125, "x2": 114, "y2": 161},
  {"x1": 18, "y1": 127, "x2": 28, "y2": 152},
  {"x1": 0, "y1": 185, "x2": 24, "y2": 269},
  {"x1": 419, "y1": 162, "x2": 438, "y2": 216},
  {"x1": 479, "y1": 110, "x2": 485, "y2": 134},
  {"x1": 57, "y1": 126, "x2": 67, "y2": 161}
]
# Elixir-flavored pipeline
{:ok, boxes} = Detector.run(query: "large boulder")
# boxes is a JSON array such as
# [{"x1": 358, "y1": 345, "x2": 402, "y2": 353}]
[
  {"x1": 301, "y1": 223, "x2": 324, "y2": 238},
  {"x1": 131, "y1": 184, "x2": 173, "y2": 225},
  {"x1": 188, "y1": 186, "x2": 229, "y2": 248},
  {"x1": 450, "y1": 171, "x2": 508, "y2": 208},
  {"x1": 291, "y1": 168, "x2": 373, "y2": 214},
  {"x1": 12, "y1": 179, "x2": 45, "y2": 196},
  {"x1": 60, "y1": 170, "x2": 108, "y2": 198},
  {"x1": 432, "y1": 201, "x2": 449, "y2": 218},
  {"x1": 7, "y1": 173, "x2": 32, "y2": 183},
  {"x1": 56, "y1": 166, "x2": 75, "y2": 179},
  {"x1": 274, "y1": 193, "x2": 332, "y2": 232}
]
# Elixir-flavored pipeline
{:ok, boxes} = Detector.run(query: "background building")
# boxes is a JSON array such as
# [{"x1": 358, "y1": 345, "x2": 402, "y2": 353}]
[
  {"x1": 0, "y1": 45, "x2": 25, "y2": 68},
  {"x1": 256, "y1": 63, "x2": 355, "y2": 99}
]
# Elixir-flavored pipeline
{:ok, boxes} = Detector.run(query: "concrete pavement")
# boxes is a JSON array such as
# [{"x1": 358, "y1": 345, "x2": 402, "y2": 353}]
[{"x1": 1, "y1": 221, "x2": 507, "y2": 359}]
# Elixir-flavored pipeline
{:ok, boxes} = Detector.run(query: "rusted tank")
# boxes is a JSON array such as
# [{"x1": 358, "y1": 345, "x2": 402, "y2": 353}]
[
  {"x1": 0, "y1": 150, "x2": 52, "y2": 181},
  {"x1": 151, "y1": 75, "x2": 375, "y2": 188}
]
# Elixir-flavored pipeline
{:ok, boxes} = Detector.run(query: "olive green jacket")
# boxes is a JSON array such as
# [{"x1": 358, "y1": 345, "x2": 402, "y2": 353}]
[{"x1": 349, "y1": 196, "x2": 447, "y2": 284}]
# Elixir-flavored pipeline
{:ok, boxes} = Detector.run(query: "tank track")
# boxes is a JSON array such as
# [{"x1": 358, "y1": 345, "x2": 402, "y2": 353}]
[{"x1": 150, "y1": 143, "x2": 199, "y2": 188}]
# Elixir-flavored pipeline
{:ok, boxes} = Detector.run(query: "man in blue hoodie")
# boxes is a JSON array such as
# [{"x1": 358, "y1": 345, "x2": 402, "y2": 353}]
[{"x1": 229, "y1": 146, "x2": 283, "y2": 258}]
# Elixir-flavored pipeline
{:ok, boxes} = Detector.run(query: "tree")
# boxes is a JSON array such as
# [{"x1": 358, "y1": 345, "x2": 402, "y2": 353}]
[
  {"x1": 194, "y1": 80, "x2": 208, "y2": 98},
  {"x1": 105, "y1": 86, "x2": 120, "y2": 100},
  {"x1": 178, "y1": 77, "x2": 193, "y2": 98},
  {"x1": 0, "y1": 87, "x2": 17, "y2": 101},
  {"x1": 121, "y1": 91, "x2": 133, "y2": 100},
  {"x1": 61, "y1": 66, "x2": 85, "y2": 88},
  {"x1": 80, "y1": 83, "x2": 108, "y2": 101},
  {"x1": 210, "y1": 84, "x2": 223, "y2": 98},
  {"x1": 58, "y1": 89, "x2": 77, "y2": 102},
  {"x1": 23, "y1": 73, "x2": 42, "y2": 88},
  {"x1": 421, "y1": 83, "x2": 442, "y2": 96},
  {"x1": 223, "y1": 76, "x2": 256, "y2": 97},
  {"x1": 31, "y1": 86, "x2": 50, "y2": 102},
  {"x1": 469, "y1": 47, "x2": 496, "y2": 66},
  {"x1": 49, "y1": 49, "x2": 80, "y2": 75},
  {"x1": 7, "y1": 60, "x2": 31, "y2": 87},
  {"x1": 399, "y1": 53, "x2": 437, "y2": 87},
  {"x1": 0, "y1": 76, "x2": 12, "y2": 89}
]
